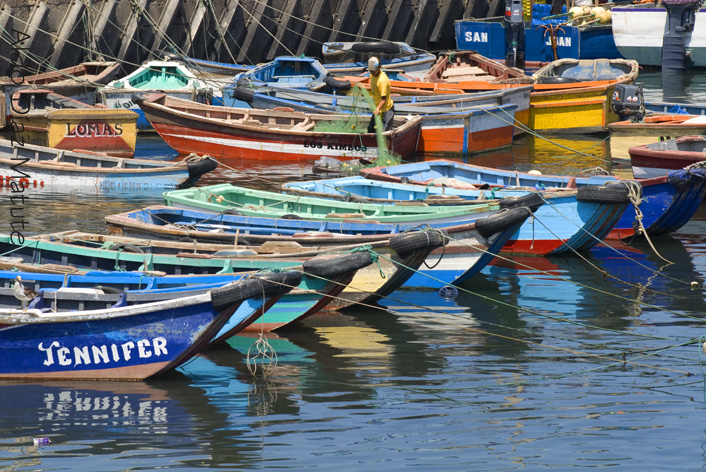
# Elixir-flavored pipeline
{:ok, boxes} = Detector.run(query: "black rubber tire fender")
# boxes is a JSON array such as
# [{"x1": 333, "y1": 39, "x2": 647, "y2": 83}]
[
  {"x1": 303, "y1": 251, "x2": 373, "y2": 278},
  {"x1": 576, "y1": 183, "x2": 631, "y2": 204},
  {"x1": 222, "y1": 209, "x2": 242, "y2": 216},
  {"x1": 280, "y1": 214, "x2": 302, "y2": 220},
  {"x1": 351, "y1": 41, "x2": 401, "y2": 55},
  {"x1": 108, "y1": 243, "x2": 145, "y2": 254},
  {"x1": 93, "y1": 285, "x2": 126, "y2": 295},
  {"x1": 231, "y1": 87, "x2": 254, "y2": 102},
  {"x1": 475, "y1": 207, "x2": 532, "y2": 239},
  {"x1": 390, "y1": 229, "x2": 447, "y2": 257},
  {"x1": 499, "y1": 192, "x2": 544, "y2": 212},
  {"x1": 211, "y1": 270, "x2": 302, "y2": 310},
  {"x1": 324, "y1": 75, "x2": 352, "y2": 91},
  {"x1": 187, "y1": 156, "x2": 218, "y2": 179}
]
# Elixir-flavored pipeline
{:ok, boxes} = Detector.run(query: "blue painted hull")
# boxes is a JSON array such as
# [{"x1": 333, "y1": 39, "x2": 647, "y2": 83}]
[
  {"x1": 0, "y1": 291, "x2": 235, "y2": 380},
  {"x1": 454, "y1": 20, "x2": 620, "y2": 66},
  {"x1": 362, "y1": 160, "x2": 706, "y2": 238},
  {"x1": 284, "y1": 176, "x2": 628, "y2": 255}
]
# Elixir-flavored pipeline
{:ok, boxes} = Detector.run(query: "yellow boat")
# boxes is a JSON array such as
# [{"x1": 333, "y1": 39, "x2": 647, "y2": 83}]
[
  {"x1": 11, "y1": 90, "x2": 138, "y2": 158},
  {"x1": 528, "y1": 58, "x2": 639, "y2": 134}
]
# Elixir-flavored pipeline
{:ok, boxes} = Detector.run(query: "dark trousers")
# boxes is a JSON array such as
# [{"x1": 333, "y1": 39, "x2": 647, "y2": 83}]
[{"x1": 367, "y1": 107, "x2": 395, "y2": 133}]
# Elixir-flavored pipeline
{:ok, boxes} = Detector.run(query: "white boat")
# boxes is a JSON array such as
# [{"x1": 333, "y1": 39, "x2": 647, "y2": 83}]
[{"x1": 611, "y1": 3, "x2": 706, "y2": 67}]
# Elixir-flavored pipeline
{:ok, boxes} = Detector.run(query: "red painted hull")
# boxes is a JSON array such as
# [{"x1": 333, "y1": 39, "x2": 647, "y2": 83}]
[{"x1": 138, "y1": 93, "x2": 422, "y2": 162}]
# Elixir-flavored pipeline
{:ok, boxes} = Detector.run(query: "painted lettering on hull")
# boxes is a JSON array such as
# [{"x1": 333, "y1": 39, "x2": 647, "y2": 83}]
[
  {"x1": 65, "y1": 122, "x2": 124, "y2": 138},
  {"x1": 464, "y1": 32, "x2": 489, "y2": 43},
  {"x1": 38, "y1": 337, "x2": 168, "y2": 368}
]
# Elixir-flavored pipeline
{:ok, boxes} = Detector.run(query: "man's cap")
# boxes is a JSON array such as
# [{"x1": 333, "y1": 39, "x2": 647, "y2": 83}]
[{"x1": 368, "y1": 57, "x2": 381, "y2": 71}]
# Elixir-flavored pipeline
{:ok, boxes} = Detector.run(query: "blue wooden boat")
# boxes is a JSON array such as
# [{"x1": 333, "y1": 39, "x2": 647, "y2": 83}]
[
  {"x1": 0, "y1": 275, "x2": 278, "y2": 380},
  {"x1": 0, "y1": 269, "x2": 302, "y2": 340},
  {"x1": 454, "y1": 4, "x2": 622, "y2": 70},
  {"x1": 0, "y1": 227, "x2": 447, "y2": 309},
  {"x1": 105, "y1": 202, "x2": 533, "y2": 288},
  {"x1": 232, "y1": 56, "x2": 329, "y2": 91},
  {"x1": 281, "y1": 175, "x2": 631, "y2": 256},
  {"x1": 320, "y1": 41, "x2": 437, "y2": 74},
  {"x1": 361, "y1": 160, "x2": 706, "y2": 238}
]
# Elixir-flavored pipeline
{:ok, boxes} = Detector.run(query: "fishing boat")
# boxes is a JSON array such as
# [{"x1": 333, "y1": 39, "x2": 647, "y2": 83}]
[
  {"x1": 0, "y1": 227, "x2": 446, "y2": 314},
  {"x1": 281, "y1": 175, "x2": 631, "y2": 256},
  {"x1": 104, "y1": 201, "x2": 533, "y2": 288},
  {"x1": 627, "y1": 136, "x2": 706, "y2": 179},
  {"x1": 133, "y1": 93, "x2": 423, "y2": 161},
  {"x1": 419, "y1": 50, "x2": 531, "y2": 83},
  {"x1": 320, "y1": 41, "x2": 437, "y2": 74},
  {"x1": 343, "y1": 60, "x2": 637, "y2": 134},
  {"x1": 611, "y1": 3, "x2": 706, "y2": 68},
  {"x1": 162, "y1": 183, "x2": 509, "y2": 224},
  {"x1": 0, "y1": 139, "x2": 217, "y2": 190},
  {"x1": 1, "y1": 270, "x2": 299, "y2": 344},
  {"x1": 531, "y1": 58, "x2": 638, "y2": 84},
  {"x1": 0, "y1": 60, "x2": 120, "y2": 105},
  {"x1": 608, "y1": 114, "x2": 706, "y2": 160},
  {"x1": 232, "y1": 56, "x2": 329, "y2": 91},
  {"x1": 361, "y1": 159, "x2": 706, "y2": 238},
  {"x1": 227, "y1": 84, "x2": 526, "y2": 153},
  {"x1": 454, "y1": 4, "x2": 621, "y2": 69},
  {"x1": 97, "y1": 59, "x2": 214, "y2": 131},
  {"x1": 10, "y1": 89, "x2": 138, "y2": 158},
  {"x1": 0, "y1": 275, "x2": 280, "y2": 380}
]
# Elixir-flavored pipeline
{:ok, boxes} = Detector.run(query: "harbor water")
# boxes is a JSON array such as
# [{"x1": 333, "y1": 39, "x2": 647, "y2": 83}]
[{"x1": 4, "y1": 72, "x2": 706, "y2": 470}]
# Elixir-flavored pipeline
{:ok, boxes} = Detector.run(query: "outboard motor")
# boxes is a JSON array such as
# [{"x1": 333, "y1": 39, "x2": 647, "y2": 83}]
[
  {"x1": 611, "y1": 83, "x2": 645, "y2": 122},
  {"x1": 661, "y1": 0, "x2": 700, "y2": 72},
  {"x1": 504, "y1": 0, "x2": 525, "y2": 70}
]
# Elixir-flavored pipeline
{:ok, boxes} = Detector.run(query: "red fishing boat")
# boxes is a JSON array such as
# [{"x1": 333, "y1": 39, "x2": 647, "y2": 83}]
[{"x1": 133, "y1": 93, "x2": 422, "y2": 162}]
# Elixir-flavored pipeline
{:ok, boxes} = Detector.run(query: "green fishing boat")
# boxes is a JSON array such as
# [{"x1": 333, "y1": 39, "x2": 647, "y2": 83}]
[{"x1": 162, "y1": 183, "x2": 507, "y2": 225}]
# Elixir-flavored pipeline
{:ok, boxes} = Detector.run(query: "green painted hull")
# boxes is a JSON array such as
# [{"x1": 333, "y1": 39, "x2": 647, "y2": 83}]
[{"x1": 163, "y1": 184, "x2": 500, "y2": 224}]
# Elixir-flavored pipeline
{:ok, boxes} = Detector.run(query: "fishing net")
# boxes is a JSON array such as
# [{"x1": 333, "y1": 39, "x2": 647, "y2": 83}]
[{"x1": 312, "y1": 84, "x2": 400, "y2": 168}]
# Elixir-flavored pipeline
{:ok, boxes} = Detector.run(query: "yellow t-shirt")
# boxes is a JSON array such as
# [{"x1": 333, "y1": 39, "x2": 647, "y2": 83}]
[{"x1": 370, "y1": 71, "x2": 393, "y2": 113}]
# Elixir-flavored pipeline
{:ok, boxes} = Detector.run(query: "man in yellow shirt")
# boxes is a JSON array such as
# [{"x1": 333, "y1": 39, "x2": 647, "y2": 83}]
[{"x1": 367, "y1": 56, "x2": 395, "y2": 133}]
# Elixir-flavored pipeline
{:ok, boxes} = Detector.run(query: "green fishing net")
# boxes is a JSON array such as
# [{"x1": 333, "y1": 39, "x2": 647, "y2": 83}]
[{"x1": 312, "y1": 84, "x2": 400, "y2": 167}]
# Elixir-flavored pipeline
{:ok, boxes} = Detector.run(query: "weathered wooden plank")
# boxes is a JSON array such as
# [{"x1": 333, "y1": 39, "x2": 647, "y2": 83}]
[
  {"x1": 266, "y1": 0, "x2": 300, "y2": 59},
  {"x1": 212, "y1": 0, "x2": 243, "y2": 63},
  {"x1": 90, "y1": 0, "x2": 118, "y2": 60},
  {"x1": 430, "y1": 0, "x2": 463, "y2": 43},
  {"x1": 237, "y1": 0, "x2": 273, "y2": 63},
  {"x1": 355, "y1": 0, "x2": 385, "y2": 42},
  {"x1": 182, "y1": 1, "x2": 207, "y2": 56},
  {"x1": 115, "y1": 0, "x2": 149, "y2": 63},
  {"x1": 294, "y1": 0, "x2": 330, "y2": 57},
  {"x1": 0, "y1": 4, "x2": 16, "y2": 76},
  {"x1": 327, "y1": 0, "x2": 358, "y2": 43},
  {"x1": 149, "y1": 0, "x2": 182, "y2": 56},
  {"x1": 405, "y1": 0, "x2": 431, "y2": 45},
  {"x1": 381, "y1": 0, "x2": 406, "y2": 40},
  {"x1": 50, "y1": 0, "x2": 85, "y2": 67},
  {"x1": 21, "y1": 0, "x2": 49, "y2": 69}
]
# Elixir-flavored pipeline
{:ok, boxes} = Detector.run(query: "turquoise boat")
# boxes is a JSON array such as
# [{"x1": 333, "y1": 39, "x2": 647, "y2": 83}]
[
  {"x1": 98, "y1": 59, "x2": 214, "y2": 130},
  {"x1": 162, "y1": 183, "x2": 506, "y2": 225}
]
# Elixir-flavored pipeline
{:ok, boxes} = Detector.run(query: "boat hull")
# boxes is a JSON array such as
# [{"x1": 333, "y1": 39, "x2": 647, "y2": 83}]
[
  {"x1": 14, "y1": 109, "x2": 138, "y2": 158},
  {"x1": 612, "y1": 6, "x2": 706, "y2": 67},
  {"x1": 454, "y1": 20, "x2": 620, "y2": 67},
  {"x1": 609, "y1": 116, "x2": 706, "y2": 161},
  {"x1": 0, "y1": 291, "x2": 237, "y2": 380}
]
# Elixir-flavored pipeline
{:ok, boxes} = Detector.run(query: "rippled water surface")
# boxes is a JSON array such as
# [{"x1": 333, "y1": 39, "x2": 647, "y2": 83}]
[{"x1": 4, "y1": 76, "x2": 706, "y2": 470}]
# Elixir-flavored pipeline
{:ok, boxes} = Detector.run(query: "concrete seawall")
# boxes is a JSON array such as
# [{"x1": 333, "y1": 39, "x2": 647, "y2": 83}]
[{"x1": 0, "y1": 0, "x2": 503, "y2": 75}]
